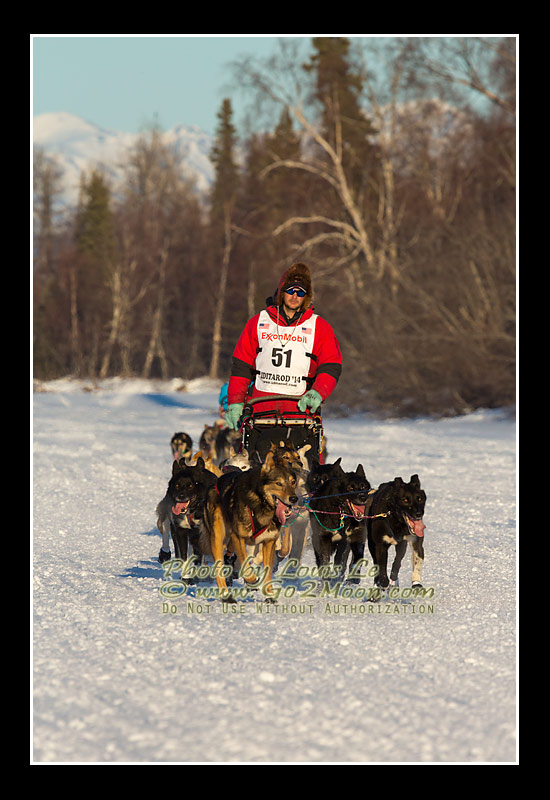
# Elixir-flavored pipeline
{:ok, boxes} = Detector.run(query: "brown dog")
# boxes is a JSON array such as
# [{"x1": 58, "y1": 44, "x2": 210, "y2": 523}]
[
  {"x1": 246, "y1": 441, "x2": 310, "y2": 567},
  {"x1": 201, "y1": 450, "x2": 298, "y2": 600},
  {"x1": 188, "y1": 449, "x2": 223, "y2": 478},
  {"x1": 199, "y1": 422, "x2": 224, "y2": 462},
  {"x1": 270, "y1": 441, "x2": 310, "y2": 559}
]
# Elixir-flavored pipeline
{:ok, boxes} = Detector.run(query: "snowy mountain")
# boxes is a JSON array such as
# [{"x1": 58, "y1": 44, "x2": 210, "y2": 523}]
[
  {"x1": 33, "y1": 112, "x2": 215, "y2": 210},
  {"x1": 33, "y1": 101, "x2": 472, "y2": 214}
]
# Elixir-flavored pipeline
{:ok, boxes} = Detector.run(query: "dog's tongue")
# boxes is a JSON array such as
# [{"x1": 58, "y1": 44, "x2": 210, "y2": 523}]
[
  {"x1": 172, "y1": 501, "x2": 189, "y2": 516},
  {"x1": 349, "y1": 501, "x2": 366, "y2": 519},
  {"x1": 275, "y1": 499, "x2": 288, "y2": 525},
  {"x1": 411, "y1": 519, "x2": 426, "y2": 537}
]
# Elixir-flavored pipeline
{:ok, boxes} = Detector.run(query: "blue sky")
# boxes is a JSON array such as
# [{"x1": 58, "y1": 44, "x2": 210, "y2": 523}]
[
  {"x1": 32, "y1": 35, "x2": 510, "y2": 137},
  {"x1": 32, "y1": 35, "x2": 320, "y2": 136}
]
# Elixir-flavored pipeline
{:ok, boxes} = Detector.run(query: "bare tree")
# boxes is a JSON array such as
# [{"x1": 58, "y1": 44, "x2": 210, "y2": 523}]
[
  {"x1": 115, "y1": 127, "x2": 198, "y2": 379},
  {"x1": 33, "y1": 148, "x2": 64, "y2": 278},
  {"x1": 142, "y1": 240, "x2": 170, "y2": 379},
  {"x1": 404, "y1": 36, "x2": 517, "y2": 117},
  {"x1": 209, "y1": 203, "x2": 234, "y2": 379}
]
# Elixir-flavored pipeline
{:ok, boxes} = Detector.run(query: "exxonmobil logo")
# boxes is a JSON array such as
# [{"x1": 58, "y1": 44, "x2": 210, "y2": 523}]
[{"x1": 260, "y1": 331, "x2": 307, "y2": 343}]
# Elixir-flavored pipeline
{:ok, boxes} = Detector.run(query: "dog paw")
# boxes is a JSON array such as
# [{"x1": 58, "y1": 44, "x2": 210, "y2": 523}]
[
  {"x1": 367, "y1": 587, "x2": 384, "y2": 602},
  {"x1": 158, "y1": 548, "x2": 171, "y2": 563}
]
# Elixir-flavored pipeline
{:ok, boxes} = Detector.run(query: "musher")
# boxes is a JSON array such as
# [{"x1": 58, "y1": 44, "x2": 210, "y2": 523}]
[{"x1": 224, "y1": 262, "x2": 342, "y2": 465}]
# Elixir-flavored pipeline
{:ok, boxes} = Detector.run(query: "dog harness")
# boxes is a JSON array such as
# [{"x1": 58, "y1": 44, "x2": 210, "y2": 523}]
[
  {"x1": 255, "y1": 309, "x2": 318, "y2": 396},
  {"x1": 305, "y1": 488, "x2": 390, "y2": 532},
  {"x1": 248, "y1": 508, "x2": 268, "y2": 539},
  {"x1": 215, "y1": 476, "x2": 268, "y2": 539}
]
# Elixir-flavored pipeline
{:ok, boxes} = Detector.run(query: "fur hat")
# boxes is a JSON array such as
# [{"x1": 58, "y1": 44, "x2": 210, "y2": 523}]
[{"x1": 272, "y1": 263, "x2": 313, "y2": 310}]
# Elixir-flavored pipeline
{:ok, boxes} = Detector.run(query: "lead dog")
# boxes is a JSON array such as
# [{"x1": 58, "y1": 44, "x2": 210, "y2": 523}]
[
  {"x1": 308, "y1": 463, "x2": 372, "y2": 580},
  {"x1": 200, "y1": 450, "x2": 298, "y2": 600},
  {"x1": 156, "y1": 457, "x2": 217, "y2": 564},
  {"x1": 366, "y1": 474, "x2": 427, "y2": 589},
  {"x1": 305, "y1": 457, "x2": 344, "y2": 496}
]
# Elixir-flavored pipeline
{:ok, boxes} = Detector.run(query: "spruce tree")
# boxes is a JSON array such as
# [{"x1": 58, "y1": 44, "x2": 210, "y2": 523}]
[
  {"x1": 229, "y1": 107, "x2": 305, "y2": 319},
  {"x1": 208, "y1": 98, "x2": 240, "y2": 379},
  {"x1": 73, "y1": 169, "x2": 119, "y2": 376},
  {"x1": 304, "y1": 37, "x2": 378, "y2": 194},
  {"x1": 265, "y1": 107, "x2": 302, "y2": 226},
  {"x1": 75, "y1": 169, "x2": 118, "y2": 273},
  {"x1": 209, "y1": 98, "x2": 239, "y2": 228}
]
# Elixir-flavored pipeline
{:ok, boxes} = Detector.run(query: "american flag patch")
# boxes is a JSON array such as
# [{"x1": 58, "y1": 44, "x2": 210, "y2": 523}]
[
  {"x1": 259, "y1": 323, "x2": 269, "y2": 328},
  {"x1": 301, "y1": 327, "x2": 312, "y2": 334}
]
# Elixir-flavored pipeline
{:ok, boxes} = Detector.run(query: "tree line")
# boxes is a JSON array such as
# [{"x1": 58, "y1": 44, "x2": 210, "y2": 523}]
[{"x1": 33, "y1": 36, "x2": 516, "y2": 416}]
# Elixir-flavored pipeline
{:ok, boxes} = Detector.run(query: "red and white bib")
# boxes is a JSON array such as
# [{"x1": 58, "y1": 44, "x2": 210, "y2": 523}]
[{"x1": 255, "y1": 310, "x2": 318, "y2": 396}]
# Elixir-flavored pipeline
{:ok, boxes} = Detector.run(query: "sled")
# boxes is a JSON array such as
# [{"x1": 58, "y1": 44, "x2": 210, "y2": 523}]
[{"x1": 237, "y1": 394, "x2": 324, "y2": 465}]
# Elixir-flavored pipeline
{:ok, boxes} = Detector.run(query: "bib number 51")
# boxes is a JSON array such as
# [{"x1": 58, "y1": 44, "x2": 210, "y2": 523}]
[{"x1": 271, "y1": 347, "x2": 292, "y2": 368}]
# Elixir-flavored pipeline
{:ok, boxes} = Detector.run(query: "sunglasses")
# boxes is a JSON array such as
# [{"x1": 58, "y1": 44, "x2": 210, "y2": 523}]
[{"x1": 284, "y1": 286, "x2": 307, "y2": 297}]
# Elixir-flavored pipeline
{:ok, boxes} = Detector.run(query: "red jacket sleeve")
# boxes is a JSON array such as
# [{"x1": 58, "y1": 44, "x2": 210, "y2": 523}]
[
  {"x1": 227, "y1": 313, "x2": 259, "y2": 405},
  {"x1": 310, "y1": 317, "x2": 343, "y2": 401}
]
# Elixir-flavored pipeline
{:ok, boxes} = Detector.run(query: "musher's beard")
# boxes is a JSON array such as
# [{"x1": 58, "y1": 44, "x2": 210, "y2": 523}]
[{"x1": 282, "y1": 297, "x2": 303, "y2": 315}]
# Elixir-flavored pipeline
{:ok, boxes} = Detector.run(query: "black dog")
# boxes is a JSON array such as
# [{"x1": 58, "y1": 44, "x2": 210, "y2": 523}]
[
  {"x1": 308, "y1": 463, "x2": 371, "y2": 580},
  {"x1": 156, "y1": 457, "x2": 217, "y2": 564},
  {"x1": 366, "y1": 474, "x2": 427, "y2": 589},
  {"x1": 305, "y1": 457, "x2": 344, "y2": 497},
  {"x1": 170, "y1": 432, "x2": 193, "y2": 462}
]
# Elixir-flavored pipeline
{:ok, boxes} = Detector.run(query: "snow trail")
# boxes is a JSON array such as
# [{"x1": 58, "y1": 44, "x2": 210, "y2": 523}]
[{"x1": 32, "y1": 379, "x2": 517, "y2": 763}]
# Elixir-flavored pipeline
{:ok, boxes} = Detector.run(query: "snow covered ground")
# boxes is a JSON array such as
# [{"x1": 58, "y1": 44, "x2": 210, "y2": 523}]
[{"x1": 32, "y1": 377, "x2": 517, "y2": 764}]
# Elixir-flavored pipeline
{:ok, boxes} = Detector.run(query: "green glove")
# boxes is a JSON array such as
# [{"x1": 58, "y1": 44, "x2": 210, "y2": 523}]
[
  {"x1": 225, "y1": 403, "x2": 244, "y2": 430},
  {"x1": 297, "y1": 390, "x2": 322, "y2": 413}
]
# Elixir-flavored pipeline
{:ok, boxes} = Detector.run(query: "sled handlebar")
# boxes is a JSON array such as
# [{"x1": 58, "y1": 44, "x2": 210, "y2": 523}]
[
  {"x1": 239, "y1": 395, "x2": 322, "y2": 429},
  {"x1": 244, "y1": 394, "x2": 303, "y2": 406}
]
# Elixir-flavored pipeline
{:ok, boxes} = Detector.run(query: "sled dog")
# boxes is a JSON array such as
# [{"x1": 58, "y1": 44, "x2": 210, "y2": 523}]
[
  {"x1": 213, "y1": 426, "x2": 243, "y2": 467},
  {"x1": 199, "y1": 422, "x2": 224, "y2": 462},
  {"x1": 170, "y1": 431, "x2": 193, "y2": 462},
  {"x1": 308, "y1": 463, "x2": 372, "y2": 580},
  {"x1": 306, "y1": 457, "x2": 344, "y2": 496},
  {"x1": 366, "y1": 474, "x2": 427, "y2": 589},
  {"x1": 156, "y1": 457, "x2": 217, "y2": 563},
  {"x1": 219, "y1": 448, "x2": 253, "y2": 474},
  {"x1": 201, "y1": 449, "x2": 298, "y2": 599}
]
